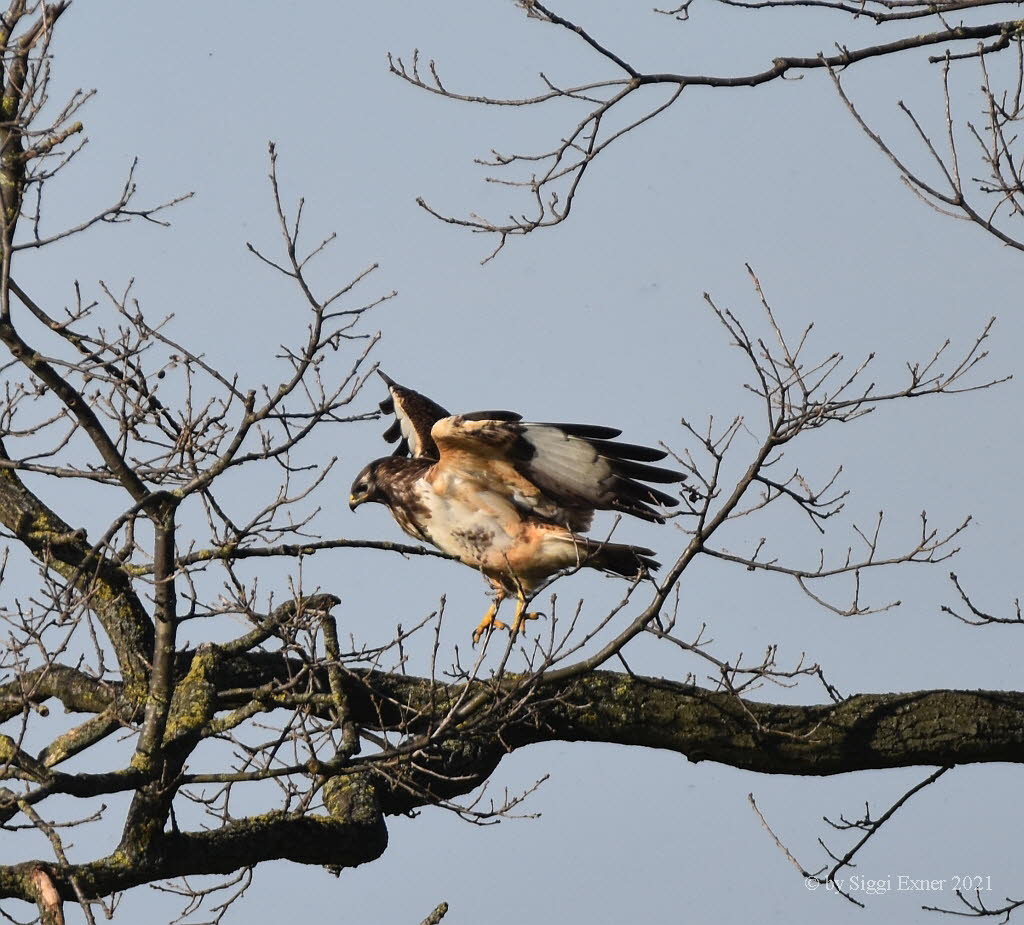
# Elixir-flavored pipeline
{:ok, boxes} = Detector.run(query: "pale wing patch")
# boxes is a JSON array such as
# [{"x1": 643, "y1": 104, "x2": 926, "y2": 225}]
[
  {"x1": 396, "y1": 398, "x2": 423, "y2": 455},
  {"x1": 517, "y1": 424, "x2": 612, "y2": 508},
  {"x1": 518, "y1": 424, "x2": 684, "y2": 517},
  {"x1": 432, "y1": 414, "x2": 686, "y2": 526}
]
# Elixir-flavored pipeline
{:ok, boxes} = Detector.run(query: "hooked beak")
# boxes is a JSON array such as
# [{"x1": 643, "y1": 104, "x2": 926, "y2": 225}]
[{"x1": 349, "y1": 493, "x2": 365, "y2": 512}]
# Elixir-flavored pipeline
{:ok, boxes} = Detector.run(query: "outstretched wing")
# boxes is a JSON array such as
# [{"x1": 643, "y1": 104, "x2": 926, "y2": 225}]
[
  {"x1": 376, "y1": 371, "x2": 522, "y2": 459},
  {"x1": 430, "y1": 414, "x2": 686, "y2": 530},
  {"x1": 377, "y1": 371, "x2": 451, "y2": 458}
]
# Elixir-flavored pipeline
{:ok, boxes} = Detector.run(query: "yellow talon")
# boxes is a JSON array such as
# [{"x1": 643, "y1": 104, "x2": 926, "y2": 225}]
[
  {"x1": 472, "y1": 603, "x2": 507, "y2": 645},
  {"x1": 509, "y1": 591, "x2": 541, "y2": 639},
  {"x1": 472, "y1": 588, "x2": 541, "y2": 643},
  {"x1": 510, "y1": 610, "x2": 540, "y2": 638}
]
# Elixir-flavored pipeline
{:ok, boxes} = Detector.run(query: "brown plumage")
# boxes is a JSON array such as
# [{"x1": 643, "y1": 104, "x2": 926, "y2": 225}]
[{"x1": 350, "y1": 372, "x2": 685, "y2": 642}]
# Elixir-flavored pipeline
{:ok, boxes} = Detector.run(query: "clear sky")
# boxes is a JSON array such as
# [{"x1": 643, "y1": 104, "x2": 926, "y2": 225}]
[{"x1": 7, "y1": 2, "x2": 1023, "y2": 923}]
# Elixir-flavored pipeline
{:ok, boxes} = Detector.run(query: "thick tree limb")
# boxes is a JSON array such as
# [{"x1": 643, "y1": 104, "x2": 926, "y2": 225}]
[
  {"x1": 0, "y1": 664, "x2": 115, "y2": 724},
  {"x1": 19, "y1": 652, "x2": 1020, "y2": 805},
  {"x1": 4, "y1": 662, "x2": 1021, "y2": 904},
  {"x1": 0, "y1": 774, "x2": 387, "y2": 903},
  {"x1": 204, "y1": 656, "x2": 1024, "y2": 777},
  {"x1": 362, "y1": 673, "x2": 1024, "y2": 815}
]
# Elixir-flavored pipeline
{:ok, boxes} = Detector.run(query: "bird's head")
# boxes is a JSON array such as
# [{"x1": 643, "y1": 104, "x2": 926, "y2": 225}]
[{"x1": 348, "y1": 459, "x2": 387, "y2": 511}]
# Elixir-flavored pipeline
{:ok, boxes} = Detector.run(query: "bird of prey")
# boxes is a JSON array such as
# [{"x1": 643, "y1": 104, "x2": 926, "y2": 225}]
[{"x1": 349, "y1": 372, "x2": 686, "y2": 643}]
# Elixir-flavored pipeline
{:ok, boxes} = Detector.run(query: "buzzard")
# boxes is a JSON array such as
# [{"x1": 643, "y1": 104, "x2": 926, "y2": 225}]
[{"x1": 349, "y1": 372, "x2": 686, "y2": 643}]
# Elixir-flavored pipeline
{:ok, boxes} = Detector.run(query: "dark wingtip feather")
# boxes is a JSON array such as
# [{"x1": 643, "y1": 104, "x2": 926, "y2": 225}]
[
  {"x1": 622, "y1": 503, "x2": 667, "y2": 524},
  {"x1": 589, "y1": 438, "x2": 667, "y2": 462},
  {"x1": 461, "y1": 410, "x2": 524, "y2": 423},
  {"x1": 610, "y1": 458, "x2": 687, "y2": 485},
  {"x1": 382, "y1": 419, "x2": 402, "y2": 443},
  {"x1": 622, "y1": 479, "x2": 681, "y2": 509},
  {"x1": 377, "y1": 369, "x2": 397, "y2": 387},
  {"x1": 544, "y1": 422, "x2": 622, "y2": 440},
  {"x1": 636, "y1": 552, "x2": 661, "y2": 572},
  {"x1": 612, "y1": 473, "x2": 680, "y2": 505}
]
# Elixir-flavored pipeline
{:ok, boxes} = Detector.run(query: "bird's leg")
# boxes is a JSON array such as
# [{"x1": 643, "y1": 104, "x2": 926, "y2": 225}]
[
  {"x1": 472, "y1": 590, "x2": 507, "y2": 645},
  {"x1": 509, "y1": 586, "x2": 541, "y2": 639}
]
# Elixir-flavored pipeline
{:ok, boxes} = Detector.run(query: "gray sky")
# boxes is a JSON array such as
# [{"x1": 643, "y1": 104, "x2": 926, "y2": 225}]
[{"x1": 8, "y1": 1, "x2": 1024, "y2": 922}]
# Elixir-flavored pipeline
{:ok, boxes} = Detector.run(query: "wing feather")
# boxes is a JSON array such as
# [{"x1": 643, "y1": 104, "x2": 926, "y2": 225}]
[
  {"x1": 586, "y1": 438, "x2": 668, "y2": 462},
  {"x1": 431, "y1": 415, "x2": 686, "y2": 527},
  {"x1": 606, "y1": 458, "x2": 686, "y2": 484},
  {"x1": 459, "y1": 410, "x2": 524, "y2": 423},
  {"x1": 543, "y1": 422, "x2": 622, "y2": 440},
  {"x1": 377, "y1": 371, "x2": 450, "y2": 459}
]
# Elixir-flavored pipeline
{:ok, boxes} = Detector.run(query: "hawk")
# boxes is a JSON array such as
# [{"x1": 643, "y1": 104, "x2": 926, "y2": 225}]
[{"x1": 349, "y1": 372, "x2": 686, "y2": 643}]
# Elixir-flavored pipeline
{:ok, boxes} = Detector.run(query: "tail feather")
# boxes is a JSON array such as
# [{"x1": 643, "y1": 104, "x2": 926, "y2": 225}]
[{"x1": 586, "y1": 541, "x2": 660, "y2": 578}]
